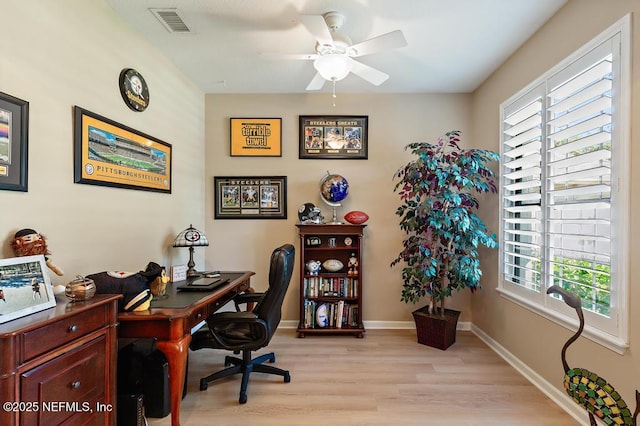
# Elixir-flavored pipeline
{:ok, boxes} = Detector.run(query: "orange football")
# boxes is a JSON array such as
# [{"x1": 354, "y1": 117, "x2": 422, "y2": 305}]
[{"x1": 344, "y1": 211, "x2": 369, "y2": 224}]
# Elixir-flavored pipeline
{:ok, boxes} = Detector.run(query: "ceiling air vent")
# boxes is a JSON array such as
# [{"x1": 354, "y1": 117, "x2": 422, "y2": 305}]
[{"x1": 149, "y1": 8, "x2": 191, "y2": 33}]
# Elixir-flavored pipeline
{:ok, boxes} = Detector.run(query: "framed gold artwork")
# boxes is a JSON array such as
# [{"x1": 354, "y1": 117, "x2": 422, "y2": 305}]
[{"x1": 230, "y1": 118, "x2": 282, "y2": 157}]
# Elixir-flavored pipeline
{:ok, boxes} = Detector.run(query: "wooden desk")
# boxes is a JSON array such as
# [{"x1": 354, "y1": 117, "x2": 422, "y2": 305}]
[{"x1": 116, "y1": 271, "x2": 254, "y2": 426}]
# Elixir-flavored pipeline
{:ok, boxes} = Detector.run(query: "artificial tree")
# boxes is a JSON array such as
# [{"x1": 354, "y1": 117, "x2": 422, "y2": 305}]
[{"x1": 391, "y1": 130, "x2": 499, "y2": 316}]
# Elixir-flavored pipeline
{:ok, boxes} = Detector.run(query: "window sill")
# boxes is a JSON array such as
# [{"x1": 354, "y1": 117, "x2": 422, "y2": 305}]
[{"x1": 496, "y1": 287, "x2": 629, "y2": 355}]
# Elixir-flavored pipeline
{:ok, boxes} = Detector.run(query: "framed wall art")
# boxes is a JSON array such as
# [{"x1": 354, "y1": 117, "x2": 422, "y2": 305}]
[
  {"x1": 230, "y1": 117, "x2": 282, "y2": 157},
  {"x1": 299, "y1": 115, "x2": 368, "y2": 159},
  {"x1": 74, "y1": 106, "x2": 172, "y2": 193},
  {"x1": 214, "y1": 176, "x2": 287, "y2": 219},
  {"x1": 0, "y1": 255, "x2": 56, "y2": 324},
  {"x1": 0, "y1": 92, "x2": 29, "y2": 192}
]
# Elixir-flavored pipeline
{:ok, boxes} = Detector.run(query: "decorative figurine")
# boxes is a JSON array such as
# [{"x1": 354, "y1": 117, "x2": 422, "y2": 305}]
[
  {"x1": 145, "y1": 263, "x2": 169, "y2": 297},
  {"x1": 347, "y1": 253, "x2": 358, "y2": 276},
  {"x1": 305, "y1": 260, "x2": 322, "y2": 275},
  {"x1": 11, "y1": 228, "x2": 64, "y2": 276},
  {"x1": 547, "y1": 285, "x2": 639, "y2": 426}
]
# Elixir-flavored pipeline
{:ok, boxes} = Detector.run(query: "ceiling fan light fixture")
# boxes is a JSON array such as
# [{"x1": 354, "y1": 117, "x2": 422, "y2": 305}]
[{"x1": 314, "y1": 54, "x2": 352, "y2": 81}]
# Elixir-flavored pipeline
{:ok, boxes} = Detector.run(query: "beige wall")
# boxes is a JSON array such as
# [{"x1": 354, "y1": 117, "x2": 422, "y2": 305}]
[
  {"x1": 472, "y1": 0, "x2": 639, "y2": 404},
  {"x1": 0, "y1": 0, "x2": 205, "y2": 284},
  {"x1": 204, "y1": 93, "x2": 473, "y2": 323}
]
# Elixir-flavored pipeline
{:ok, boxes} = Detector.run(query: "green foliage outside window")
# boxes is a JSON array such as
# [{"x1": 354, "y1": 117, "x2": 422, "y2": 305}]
[{"x1": 534, "y1": 257, "x2": 611, "y2": 316}]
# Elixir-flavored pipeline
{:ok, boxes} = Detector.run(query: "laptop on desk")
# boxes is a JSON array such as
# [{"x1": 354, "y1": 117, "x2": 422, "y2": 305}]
[{"x1": 176, "y1": 277, "x2": 230, "y2": 292}]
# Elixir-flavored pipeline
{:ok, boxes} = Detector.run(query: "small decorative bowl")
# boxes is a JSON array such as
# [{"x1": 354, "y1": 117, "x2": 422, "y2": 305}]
[{"x1": 65, "y1": 275, "x2": 96, "y2": 301}]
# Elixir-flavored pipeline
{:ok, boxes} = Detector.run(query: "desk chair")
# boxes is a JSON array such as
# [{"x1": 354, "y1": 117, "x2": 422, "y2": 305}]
[{"x1": 190, "y1": 244, "x2": 295, "y2": 403}]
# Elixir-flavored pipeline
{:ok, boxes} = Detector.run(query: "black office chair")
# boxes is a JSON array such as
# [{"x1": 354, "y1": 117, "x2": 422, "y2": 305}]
[{"x1": 189, "y1": 244, "x2": 295, "y2": 404}]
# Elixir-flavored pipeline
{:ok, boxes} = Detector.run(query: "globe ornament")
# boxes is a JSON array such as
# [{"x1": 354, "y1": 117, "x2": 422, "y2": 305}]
[{"x1": 319, "y1": 172, "x2": 349, "y2": 224}]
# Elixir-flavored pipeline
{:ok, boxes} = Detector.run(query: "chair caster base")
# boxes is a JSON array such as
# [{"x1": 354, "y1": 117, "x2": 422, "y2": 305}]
[
  {"x1": 200, "y1": 379, "x2": 208, "y2": 391},
  {"x1": 239, "y1": 393, "x2": 247, "y2": 404},
  {"x1": 284, "y1": 372, "x2": 291, "y2": 383}
]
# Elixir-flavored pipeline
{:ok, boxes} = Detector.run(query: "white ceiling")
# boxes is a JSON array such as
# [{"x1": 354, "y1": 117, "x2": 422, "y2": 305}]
[{"x1": 105, "y1": 0, "x2": 567, "y2": 94}]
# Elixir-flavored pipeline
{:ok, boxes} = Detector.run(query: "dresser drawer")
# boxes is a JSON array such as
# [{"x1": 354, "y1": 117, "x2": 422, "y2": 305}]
[
  {"x1": 21, "y1": 306, "x2": 106, "y2": 361},
  {"x1": 20, "y1": 335, "x2": 106, "y2": 426}
]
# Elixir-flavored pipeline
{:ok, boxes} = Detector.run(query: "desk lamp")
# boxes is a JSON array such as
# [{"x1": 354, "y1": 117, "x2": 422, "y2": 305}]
[{"x1": 173, "y1": 224, "x2": 209, "y2": 278}]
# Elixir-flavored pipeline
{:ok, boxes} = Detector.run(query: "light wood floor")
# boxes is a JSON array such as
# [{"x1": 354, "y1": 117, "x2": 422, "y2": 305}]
[{"x1": 146, "y1": 329, "x2": 579, "y2": 425}]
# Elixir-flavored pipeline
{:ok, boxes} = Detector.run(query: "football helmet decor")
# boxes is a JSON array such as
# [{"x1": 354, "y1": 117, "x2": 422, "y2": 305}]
[{"x1": 298, "y1": 202, "x2": 323, "y2": 224}]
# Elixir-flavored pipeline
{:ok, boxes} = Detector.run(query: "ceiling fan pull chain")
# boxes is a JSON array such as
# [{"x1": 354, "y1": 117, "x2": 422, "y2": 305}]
[{"x1": 332, "y1": 79, "x2": 337, "y2": 107}]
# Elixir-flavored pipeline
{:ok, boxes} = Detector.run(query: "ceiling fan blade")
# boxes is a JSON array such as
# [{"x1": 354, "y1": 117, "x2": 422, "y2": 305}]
[
  {"x1": 306, "y1": 72, "x2": 326, "y2": 91},
  {"x1": 349, "y1": 59, "x2": 389, "y2": 86},
  {"x1": 349, "y1": 30, "x2": 407, "y2": 57},
  {"x1": 300, "y1": 15, "x2": 334, "y2": 46}
]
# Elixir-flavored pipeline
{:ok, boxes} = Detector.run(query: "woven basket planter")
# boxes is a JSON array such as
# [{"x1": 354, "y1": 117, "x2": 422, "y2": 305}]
[{"x1": 412, "y1": 307, "x2": 460, "y2": 350}]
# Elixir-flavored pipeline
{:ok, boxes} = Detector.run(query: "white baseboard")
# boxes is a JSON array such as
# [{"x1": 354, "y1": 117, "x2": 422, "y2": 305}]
[
  {"x1": 279, "y1": 320, "x2": 300, "y2": 329},
  {"x1": 280, "y1": 320, "x2": 472, "y2": 330}
]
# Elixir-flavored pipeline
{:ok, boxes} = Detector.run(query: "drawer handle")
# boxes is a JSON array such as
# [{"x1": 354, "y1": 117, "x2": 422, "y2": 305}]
[
  {"x1": 70, "y1": 381, "x2": 81, "y2": 389},
  {"x1": 68, "y1": 325, "x2": 79, "y2": 333}
]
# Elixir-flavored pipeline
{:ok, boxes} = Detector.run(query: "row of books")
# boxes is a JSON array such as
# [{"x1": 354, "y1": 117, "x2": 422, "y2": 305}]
[
  {"x1": 301, "y1": 300, "x2": 359, "y2": 329},
  {"x1": 303, "y1": 276, "x2": 358, "y2": 298}
]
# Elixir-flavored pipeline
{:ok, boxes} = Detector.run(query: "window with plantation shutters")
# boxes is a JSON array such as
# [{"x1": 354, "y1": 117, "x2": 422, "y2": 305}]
[
  {"x1": 502, "y1": 88, "x2": 543, "y2": 294},
  {"x1": 498, "y1": 15, "x2": 629, "y2": 351}
]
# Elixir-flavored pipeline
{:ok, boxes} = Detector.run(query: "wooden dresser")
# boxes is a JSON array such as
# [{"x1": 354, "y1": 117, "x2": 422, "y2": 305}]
[{"x1": 0, "y1": 294, "x2": 120, "y2": 426}]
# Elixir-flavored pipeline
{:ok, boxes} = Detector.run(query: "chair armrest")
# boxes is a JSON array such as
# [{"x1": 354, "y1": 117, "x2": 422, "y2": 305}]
[
  {"x1": 234, "y1": 292, "x2": 264, "y2": 310},
  {"x1": 233, "y1": 285, "x2": 262, "y2": 311}
]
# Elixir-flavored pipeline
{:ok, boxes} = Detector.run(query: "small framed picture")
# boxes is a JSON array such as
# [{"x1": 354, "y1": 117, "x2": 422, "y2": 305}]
[
  {"x1": 214, "y1": 176, "x2": 287, "y2": 219},
  {"x1": 0, "y1": 255, "x2": 56, "y2": 324},
  {"x1": 230, "y1": 118, "x2": 282, "y2": 157}
]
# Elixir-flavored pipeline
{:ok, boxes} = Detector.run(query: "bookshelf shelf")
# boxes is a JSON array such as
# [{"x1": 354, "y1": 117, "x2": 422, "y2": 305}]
[{"x1": 296, "y1": 223, "x2": 366, "y2": 338}]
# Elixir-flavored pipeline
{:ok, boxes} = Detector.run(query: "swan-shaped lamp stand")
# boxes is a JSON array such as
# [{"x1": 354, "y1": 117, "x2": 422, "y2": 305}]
[{"x1": 546, "y1": 285, "x2": 639, "y2": 425}]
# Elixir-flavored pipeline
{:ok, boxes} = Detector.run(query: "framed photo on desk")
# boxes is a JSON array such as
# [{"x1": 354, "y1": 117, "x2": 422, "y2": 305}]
[{"x1": 0, "y1": 255, "x2": 56, "y2": 324}]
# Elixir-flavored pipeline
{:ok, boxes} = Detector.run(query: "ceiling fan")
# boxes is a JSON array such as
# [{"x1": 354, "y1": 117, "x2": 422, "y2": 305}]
[{"x1": 295, "y1": 12, "x2": 408, "y2": 90}]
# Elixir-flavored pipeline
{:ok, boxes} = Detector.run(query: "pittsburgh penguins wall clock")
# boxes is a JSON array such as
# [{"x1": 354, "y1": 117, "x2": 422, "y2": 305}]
[{"x1": 119, "y1": 68, "x2": 149, "y2": 112}]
